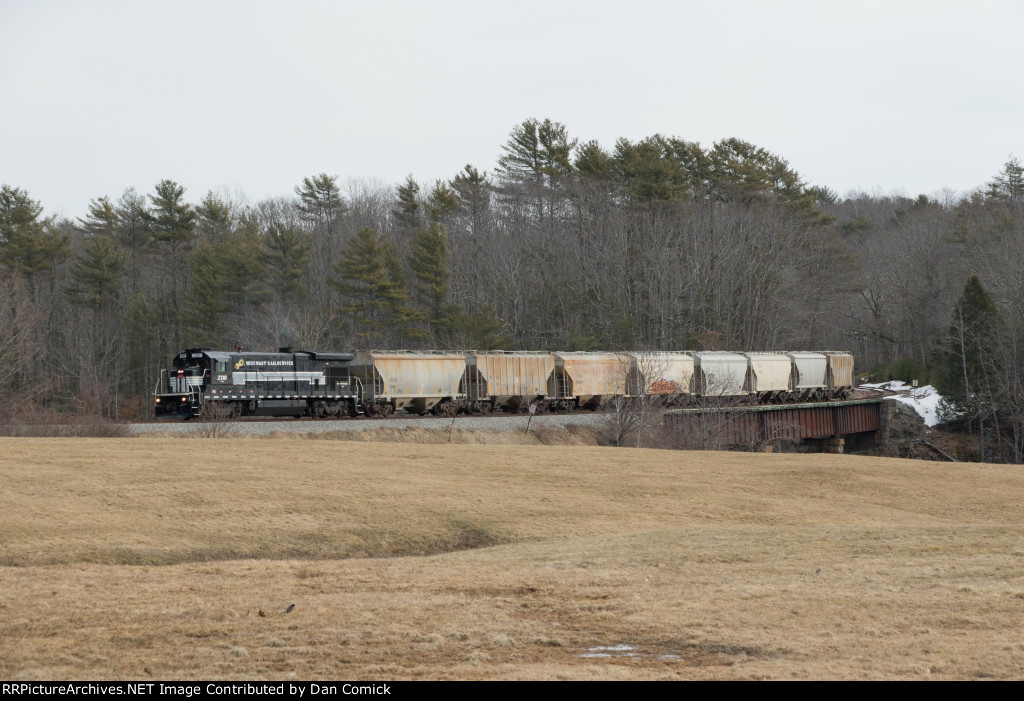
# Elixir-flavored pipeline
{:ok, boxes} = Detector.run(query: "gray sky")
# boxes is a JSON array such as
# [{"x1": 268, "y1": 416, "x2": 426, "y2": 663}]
[{"x1": 2, "y1": 0, "x2": 1022, "y2": 218}]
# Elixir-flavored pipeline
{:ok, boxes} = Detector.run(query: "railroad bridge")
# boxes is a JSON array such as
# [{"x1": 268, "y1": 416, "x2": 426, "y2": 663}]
[{"x1": 663, "y1": 398, "x2": 890, "y2": 453}]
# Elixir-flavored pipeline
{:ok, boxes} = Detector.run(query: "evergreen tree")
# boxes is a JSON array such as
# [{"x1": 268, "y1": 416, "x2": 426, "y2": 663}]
[
  {"x1": 946, "y1": 275, "x2": 1002, "y2": 456},
  {"x1": 77, "y1": 196, "x2": 119, "y2": 239},
  {"x1": 497, "y1": 118, "x2": 577, "y2": 184},
  {"x1": 146, "y1": 179, "x2": 196, "y2": 250},
  {"x1": 194, "y1": 191, "x2": 234, "y2": 243},
  {"x1": 574, "y1": 140, "x2": 614, "y2": 181},
  {"x1": 496, "y1": 118, "x2": 577, "y2": 225},
  {"x1": 295, "y1": 173, "x2": 345, "y2": 229},
  {"x1": 0, "y1": 185, "x2": 68, "y2": 278},
  {"x1": 263, "y1": 220, "x2": 312, "y2": 301},
  {"x1": 986, "y1": 155, "x2": 1024, "y2": 203},
  {"x1": 450, "y1": 165, "x2": 491, "y2": 237},
  {"x1": 115, "y1": 187, "x2": 151, "y2": 256},
  {"x1": 393, "y1": 175, "x2": 422, "y2": 230},
  {"x1": 114, "y1": 187, "x2": 152, "y2": 297},
  {"x1": 144, "y1": 180, "x2": 195, "y2": 341},
  {"x1": 65, "y1": 235, "x2": 126, "y2": 309},
  {"x1": 331, "y1": 228, "x2": 421, "y2": 343},
  {"x1": 612, "y1": 135, "x2": 690, "y2": 203},
  {"x1": 295, "y1": 173, "x2": 345, "y2": 300},
  {"x1": 459, "y1": 305, "x2": 514, "y2": 350},
  {"x1": 185, "y1": 226, "x2": 266, "y2": 346},
  {"x1": 425, "y1": 180, "x2": 459, "y2": 222},
  {"x1": 407, "y1": 222, "x2": 462, "y2": 340}
]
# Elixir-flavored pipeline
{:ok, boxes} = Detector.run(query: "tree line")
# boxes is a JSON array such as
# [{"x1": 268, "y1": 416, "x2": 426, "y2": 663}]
[{"x1": 1, "y1": 118, "x2": 1023, "y2": 461}]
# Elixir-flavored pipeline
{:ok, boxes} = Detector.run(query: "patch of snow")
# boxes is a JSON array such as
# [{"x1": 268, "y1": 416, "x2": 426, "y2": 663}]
[
  {"x1": 859, "y1": 381, "x2": 947, "y2": 427},
  {"x1": 579, "y1": 644, "x2": 638, "y2": 658}
]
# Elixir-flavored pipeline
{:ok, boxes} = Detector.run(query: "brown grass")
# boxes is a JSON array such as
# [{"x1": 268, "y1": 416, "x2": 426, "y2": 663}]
[{"x1": 2, "y1": 437, "x2": 1023, "y2": 680}]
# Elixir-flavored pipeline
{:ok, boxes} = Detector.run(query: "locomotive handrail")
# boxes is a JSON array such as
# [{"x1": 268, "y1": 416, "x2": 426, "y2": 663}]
[{"x1": 154, "y1": 369, "x2": 168, "y2": 395}]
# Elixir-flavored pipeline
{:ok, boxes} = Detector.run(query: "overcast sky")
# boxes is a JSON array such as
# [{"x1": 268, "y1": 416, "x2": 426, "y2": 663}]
[{"x1": 2, "y1": 0, "x2": 1022, "y2": 218}]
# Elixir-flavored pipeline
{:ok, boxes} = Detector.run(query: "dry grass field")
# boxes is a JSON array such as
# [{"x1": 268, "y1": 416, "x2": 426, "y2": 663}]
[{"x1": 2, "y1": 435, "x2": 1023, "y2": 680}]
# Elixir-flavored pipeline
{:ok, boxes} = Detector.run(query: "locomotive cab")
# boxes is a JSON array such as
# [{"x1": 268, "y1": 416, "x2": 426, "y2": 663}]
[{"x1": 154, "y1": 348, "x2": 227, "y2": 418}]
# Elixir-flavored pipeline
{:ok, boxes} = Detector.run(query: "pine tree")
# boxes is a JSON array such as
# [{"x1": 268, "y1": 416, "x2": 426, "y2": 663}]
[
  {"x1": 946, "y1": 275, "x2": 1002, "y2": 457},
  {"x1": 331, "y1": 228, "x2": 421, "y2": 344},
  {"x1": 425, "y1": 180, "x2": 459, "y2": 222},
  {"x1": 77, "y1": 196, "x2": 119, "y2": 239},
  {"x1": 496, "y1": 118, "x2": 577, "y2": 226},
  {"x1": 295, "y1": 173, "x2": 345, "y2": 300},
  {"x1": 0, "y1": 185, "x2": 68, "y2": 278},
  {"x1": 144, "y1": 180, "x2": 195, "y2": 341},
  {"x1": 263, "y1": 220, "x2": 312, "y2": 301},
  {"x1": 497, "y1": 118, "x2": 576, "y2": 185},
  {"x1": 450, "y1": 165, "x2": 491, "y2": 237},
  {"x1": 115, "y1": 188, "x2": 151, "y2": 257},
  {"x1": 574, "y1": 140, "x2": 613, "y2": 181},
  {"x1": 987, "y1": 156, "x2": 1024, "y2": 203},
  {"x1": 114, "y1": 187, "x2": 152, "y2": 296},
  {"x1": 295, "y1": 173, "x2": 344, "y2": 229},
  {"x1": 65, "y1": 235, "x2": 126, "y2": 309},
  {"x1": 407, "y1": 222, "x2": 462, "y2": 341},
  {"x1": 612, "y1": 136, "x2": 689, "y2": 202},
  {"x1": 393, "y1": 175, "x2": 422, "y2": 231},
  {"x1": 194, "y1": 191, "x2": 234, "y2": 243},
  {"x1": 146, "y1": 180, "x2": 196, "y2": 250},
  {"x1": 185, "y1": 226, "x2": 266, "y2": 346}
]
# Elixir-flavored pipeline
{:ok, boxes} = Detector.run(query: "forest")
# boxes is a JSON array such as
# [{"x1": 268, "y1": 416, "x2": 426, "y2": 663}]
[{"x1": 2, "y1": 118, "x2": 1023, "y2": 461}]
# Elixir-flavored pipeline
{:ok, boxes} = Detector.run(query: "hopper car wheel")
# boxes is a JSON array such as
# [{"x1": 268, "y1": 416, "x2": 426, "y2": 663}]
[{"x1": 380, "y1": 404, "x2": 394, "y2": 418}]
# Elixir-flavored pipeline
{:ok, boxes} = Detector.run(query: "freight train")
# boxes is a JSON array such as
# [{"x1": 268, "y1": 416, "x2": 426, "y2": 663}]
[{"x1": 153, "y1": 348, "x2": 854, "y2": 420}]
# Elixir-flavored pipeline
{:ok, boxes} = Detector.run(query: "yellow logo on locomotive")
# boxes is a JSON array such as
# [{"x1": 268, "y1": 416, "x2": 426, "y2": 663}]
[{"x1": 234, "y1": 359, "x2": 245, "y2": 369}]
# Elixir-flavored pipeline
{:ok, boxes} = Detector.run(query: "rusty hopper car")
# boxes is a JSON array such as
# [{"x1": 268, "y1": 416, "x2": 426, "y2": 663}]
[
  {"x1": 743, "y1": 352, "x2": 793, "y2": 401},
  {"x1": 463, "y1": 351, "x2": 555, "y2": 413},
  {"x1": 350, "y1": 350, "x2": 466, "y2": 416},
  {"x1": 550, "y1": 352, "x2": 629, "y2": 410},
  {"x1": 689, "y1": 351, "x2": 748, "y2": 396},
  {"x1": 154, "y1": 348, "x2": 358, "y2": 418},
  {"x1": 787, "y1": 351, "x2": 828, "y2": 400},
  {"x1": 627, "y1": 352, "x2": 694, "y2": 404},
  {"x1": 822, "y1": 351, "x2": 854, "y2": 398}
]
